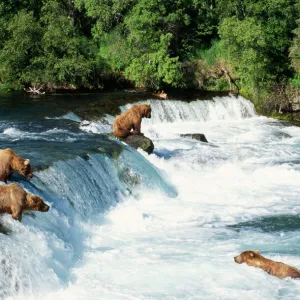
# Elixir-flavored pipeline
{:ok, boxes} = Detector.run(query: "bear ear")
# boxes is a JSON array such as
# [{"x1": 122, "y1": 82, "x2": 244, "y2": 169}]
[{"x1": 24, "y1": 159, "x2": 30, "y2": 166}]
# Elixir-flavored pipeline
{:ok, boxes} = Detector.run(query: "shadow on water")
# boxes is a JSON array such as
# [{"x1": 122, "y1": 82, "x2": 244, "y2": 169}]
[
  {"x1": 0, "y1": 90, "x2": 231, "y2": 121},
  {"x1": 228, "y1": 214, "x2": 300, "y2": 233}
]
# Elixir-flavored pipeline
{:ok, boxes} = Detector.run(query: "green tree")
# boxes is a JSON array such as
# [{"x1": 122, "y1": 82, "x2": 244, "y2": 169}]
[
  {"x1": 31, "y1": 0, "x2": 96, "y2": 87},
  {"x1": 290, "y1": 20, "x2": 300, "y2": 74},
  {"x1": 74, "y1": 0, "x2": 134, "y2": 40},
  {"x1": 76, "y1": 0, "x2": 218, "y2": 88},
  {"x1": 218, "y1": 0, "x2": 299, "y2": 94},
  {"x1": 0, "y1": 10, "x2": 42, "y2": 89},
  {"x1": 124, "y1": 34, "x2": 182, "y2": 88}
]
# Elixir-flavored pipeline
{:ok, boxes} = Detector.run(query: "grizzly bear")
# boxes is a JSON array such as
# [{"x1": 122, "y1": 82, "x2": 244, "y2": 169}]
[
  {"x1": 113, "y1": 104, "x2": 151, "y2": 138},
  {"x1": 153, "y1": 91, "x2": 168, "y2": 99},
  {"x1": 0, "y1": 148, "x2": 33, "y2": 183},
  {"x1": 234, "y1": 250, "x2": 300, "y2": 279},
  {"x1": 0, "y1": 183, "x2": 49, "y2": 221}
]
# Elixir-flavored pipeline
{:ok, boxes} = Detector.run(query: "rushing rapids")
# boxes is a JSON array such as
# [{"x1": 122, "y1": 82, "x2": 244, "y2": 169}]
[{"x1": 1, "y1": 94, "x2": 300, "y2": 299}]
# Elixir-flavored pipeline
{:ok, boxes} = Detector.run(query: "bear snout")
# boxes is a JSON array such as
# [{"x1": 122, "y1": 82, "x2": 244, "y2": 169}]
[
  {"x1": 28, "y1": 173, "x2": 33, "y2": 179},
  {"x1": 41, "y1": 204, "x2": 50, "y2": 212},
  {"x1": 234, "y1": 256, "x2": 242, "y2": 264}
]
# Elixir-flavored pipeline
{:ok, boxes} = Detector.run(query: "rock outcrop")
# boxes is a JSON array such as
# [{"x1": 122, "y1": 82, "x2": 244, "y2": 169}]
[
  {"x1": 121, "y1": 135, "x2": 154, "y2": 154},
  {"x1": 180, "y1": 133, "x2": 208, "y2": 143},
  {"x1": 109, "y1": 133, "x2": 154, "y2": 154}
]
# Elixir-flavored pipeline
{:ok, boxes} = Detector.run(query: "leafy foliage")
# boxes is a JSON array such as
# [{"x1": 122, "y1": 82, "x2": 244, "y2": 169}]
[
  {"x1": 0, "y1": 10, "x2": 42, "y2": 89},
  {"x1": 33, "y1": 1, "x2": 96, "y2": 86},
  {"x1": 290, "y1": 20, "x2": 300, "y2": 74},
  {"x1": 0, "y1": 0, "x2": 299, "y2": 94},
  {"x1": 218, "y1": 0, "x2": 299, "y2": 94}
]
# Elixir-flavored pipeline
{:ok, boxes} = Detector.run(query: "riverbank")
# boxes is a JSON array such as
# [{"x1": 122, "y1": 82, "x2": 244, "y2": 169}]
[{"x1": 5, "y1": 86, "x2": 300, "y2": 129}]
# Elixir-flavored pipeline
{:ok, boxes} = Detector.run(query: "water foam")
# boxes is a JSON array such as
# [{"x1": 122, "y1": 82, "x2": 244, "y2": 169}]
[
  {"x1": 79, "y1": 121, "x2": 112, "y2": 134},
  {"x1": 120, "y1": 95, "x2": 256, "y2": 123},
  {"x1": 2, "y1": 127, "x2": 81, "y2": 142},
  {"x1": 3, "y1": 95, "x2": 300, "y2": 299},
  {"x1": 46, "y1": 112, "x2": 81, "y2": 123}
]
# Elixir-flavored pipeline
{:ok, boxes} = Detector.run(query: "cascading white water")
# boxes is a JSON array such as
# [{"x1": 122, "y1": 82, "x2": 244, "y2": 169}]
[
  {"x1": 120, "y1": 95, "x2": 256, "y2": 123},
  {"x1": 2, "y1": 94, "x2": 300, "y2": 299},
  {"x1": 0, "y1": 144, "x2": 175, "y2": 299}
]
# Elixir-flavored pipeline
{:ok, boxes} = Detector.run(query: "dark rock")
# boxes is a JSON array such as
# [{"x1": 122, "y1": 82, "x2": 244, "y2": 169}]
[
  {"x1": 0, "y1": 223, "x2": 12, "y2": 235},
  {"x1": 118, "y1": 134, "x2": 154, "y2": 154},
  {"x1": 180, "y1": 133, "x2": 208, "y2": 143}
]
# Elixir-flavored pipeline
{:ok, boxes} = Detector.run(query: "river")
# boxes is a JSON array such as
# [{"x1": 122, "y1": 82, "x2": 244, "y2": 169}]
[{"x1": 0, "y1": 92, "x2": 300, "y2": 300}]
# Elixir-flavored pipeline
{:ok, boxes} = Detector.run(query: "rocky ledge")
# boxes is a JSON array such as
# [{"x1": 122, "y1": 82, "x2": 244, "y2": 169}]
[
  {"x1": 180, "y1": 133, "x2": 208, "y2": 143},
  {"x1": 118, "y1": 134, "x2": 154, "y2": 154}
]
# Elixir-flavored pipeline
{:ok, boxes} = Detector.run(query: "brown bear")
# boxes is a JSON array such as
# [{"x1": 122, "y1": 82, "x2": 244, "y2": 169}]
[
  {"x1": 234, "y1": 250, "x2": 300, "y2": 279},
  {"x1": 113, "y1": 104, "x2": 151, "y2": 138},
  {"x1": 153, "y1": 91, "x2": 168, "y2": 100},
  {"x1": 0, "y1": 183, "x2": 49, "y2": 221},
  {"x1": 0, "y1": 148, "x2": 33, "y2": 183}
]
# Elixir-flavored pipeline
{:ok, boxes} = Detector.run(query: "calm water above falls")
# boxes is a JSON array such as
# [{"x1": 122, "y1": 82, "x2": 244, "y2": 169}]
[{"x1": 1, "y1": 93, "x2": 300, "y2": 300}]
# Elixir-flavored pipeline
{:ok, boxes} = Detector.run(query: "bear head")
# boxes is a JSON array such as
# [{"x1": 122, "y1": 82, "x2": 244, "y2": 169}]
[
  {"x1": 19, "y1": 159, "x2": 33, "y2": 179},
  {"x1": 27, "y1": 194, "x2": 50, "y2": 212},
  {"x1": 141, "y1": 104, "x2": 151, "y2": 119},
  {"x1": 234, "y1": 250, "x2": 261, "y2": 264}
]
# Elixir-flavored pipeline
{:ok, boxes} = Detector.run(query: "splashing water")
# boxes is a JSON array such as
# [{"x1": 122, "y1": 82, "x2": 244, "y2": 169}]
[
  {"x1": 120, "y1": 95, "x2": 256, "y2": 123},
  {"x1": 45, "y1": 112, "x2": 82, "y2": 123},
  {"x1": 1, "y1": 94, "x2": 300, "y2": 300}
]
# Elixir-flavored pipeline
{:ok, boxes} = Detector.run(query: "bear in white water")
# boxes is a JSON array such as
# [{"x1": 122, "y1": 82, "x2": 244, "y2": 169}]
[
  {"x1": 0, "y1": 148, "x2": 33, "y2": 183},
  {"x1": 234, "y1": 250, "x2": 300, "y2": 279},
  {"x1": 0, "y1": 183, "x2": 49, "y2": 221}
]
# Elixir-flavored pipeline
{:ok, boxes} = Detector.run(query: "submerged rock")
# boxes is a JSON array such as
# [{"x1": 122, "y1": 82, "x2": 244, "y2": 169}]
[{"x1": 180, "y1": 133, "x2": 208, "y2": 143}]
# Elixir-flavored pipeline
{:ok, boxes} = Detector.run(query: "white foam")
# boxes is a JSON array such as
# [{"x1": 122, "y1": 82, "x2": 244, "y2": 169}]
[
  {"x1": 1, "y1": 127, "x2": 80, "y2": 142},
  {"x1": 5, "y1": 95, "x2": 300, "y2": 299},
  {"x1": 46, "y1": 112, "x2": 81, "y2": 123},
  {"x1": 3, "y1": 127, "x2": 24, "y2": 137},
  {"x1": 79, "y1": 121, "x2": 112, "y2": 134},
  {"x1": 121, "y1": 95, "x2": 256, "y2": 124}
]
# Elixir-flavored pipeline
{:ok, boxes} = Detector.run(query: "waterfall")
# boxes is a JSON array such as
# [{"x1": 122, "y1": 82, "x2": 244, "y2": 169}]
[
  {"x1": 0, "y1": 143, "x2": 176, "y2": 298},
  {"x1": 2, "y1": 94, "x2": 300, "y2": 300},
  {"x1": 120, "y1": 95, "x2": 256, "y2": 124}
]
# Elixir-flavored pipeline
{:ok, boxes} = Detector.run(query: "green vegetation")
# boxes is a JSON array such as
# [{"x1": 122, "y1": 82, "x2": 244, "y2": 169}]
[{"x1": 0, "y1": 0, "x2": 300, "y2": 114}]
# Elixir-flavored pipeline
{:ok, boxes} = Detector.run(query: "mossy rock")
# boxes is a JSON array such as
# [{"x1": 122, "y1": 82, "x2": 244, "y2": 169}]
[
  {"x1": 180, "y1": 133, "x2": 208, "y2": 143},
  {"x1": 123, "y1": 135, "x2": 154, "y2": 154},
  {"x1": 108, "y1": 133, "x2": 154, "y2": 154}
]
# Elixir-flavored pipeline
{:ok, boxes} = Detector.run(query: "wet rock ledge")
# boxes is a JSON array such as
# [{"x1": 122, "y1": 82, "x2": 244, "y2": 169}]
[
  {"x1": 180, "y1": 133, "x2": 208, "y2": 143},
  {"x1": 121, "y1": 135, "x2": 154, "y2": 154},
  {"x1": 109, "y1": 133, "x2": 154, "y2": 154}
]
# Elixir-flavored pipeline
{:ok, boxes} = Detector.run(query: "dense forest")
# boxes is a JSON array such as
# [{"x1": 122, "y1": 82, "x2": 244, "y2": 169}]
[{"x1": 1, "y1": 0, "x2": 300, "y2": 112}]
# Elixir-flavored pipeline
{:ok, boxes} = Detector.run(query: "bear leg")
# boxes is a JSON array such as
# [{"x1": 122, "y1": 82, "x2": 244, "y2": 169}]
[
  {"x1": 11, "y1": 206, "x2": 22, "y2": 221},
  {"x1": 114, "y1": 128, "x2": 130, "y2": 138}
]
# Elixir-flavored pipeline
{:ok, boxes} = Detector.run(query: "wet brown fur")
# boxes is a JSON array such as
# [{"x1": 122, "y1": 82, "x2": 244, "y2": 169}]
[
  {"x1": 153, "y1": 91, "x2": 168, "y2": 100},
  {"x1": 0, "y1": 148, "x2": 33, "y2": 183},
  {"x1": 0, "y1": 183, "x2": 49, "y2": 221},
  {"x1": 113, "y1": 104, "x2": 151, "y2": 138},
  {"x1": 234, "y1": 250, "x2": 300, "y2": 279}
]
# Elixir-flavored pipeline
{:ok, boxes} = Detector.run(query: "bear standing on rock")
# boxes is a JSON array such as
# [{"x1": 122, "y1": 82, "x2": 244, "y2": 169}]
[
  {"x1": 0, "y1": 183, "x2": 49, "y2": 221},
  {"x1": 234, "y1": 250, "x2": 300, "y2": 279},
  {"x1": 113, "y1": 104, "x2": 151, "y2": 138},
  {"x1": 0, "y1": 148, "x2": 33, "y2": 183}
]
